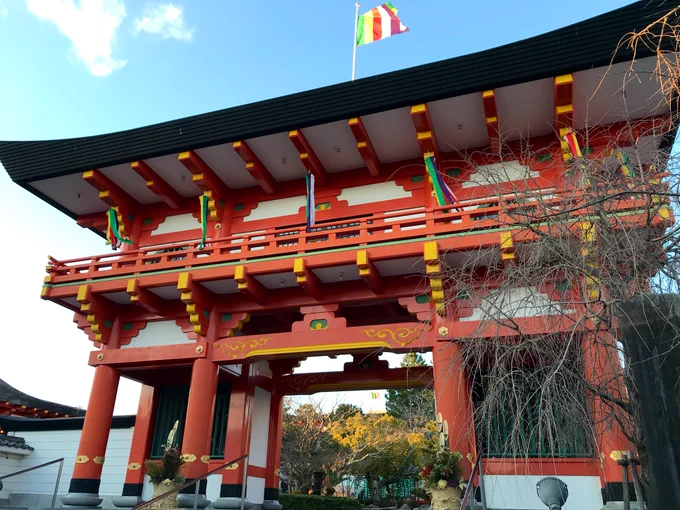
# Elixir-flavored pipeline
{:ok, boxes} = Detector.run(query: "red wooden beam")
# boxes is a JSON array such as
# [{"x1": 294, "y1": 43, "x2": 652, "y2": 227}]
[
  {"x1": 482, "y1": 90, "x2": 500, "y2": 154},
  {"x1": 131, "y1": 160, "x2": 183, "y2": 209},
  {"x1": 232, "y1": 140, "x2": 277, "y2": 194},
  {"x1": 554, "y1": 74, "x2": 574, "y2": 132},
  {"x1": 288, "y1": 129, "x2": 327, "y2": 185},
  {"x1": 356, "y1": 250, "x2": 384, "y2": 293},
  {"x1": 294, "y1": 258, "x2": 323, "y2": 300},
  {"x1": 235, "y1": 265, "x2": 267, "y2": 304},
  {"x1": 348, "y1": 117, "x2": 381, "y2": 177},
  {"x1": 178, "y1": 150, "x2": 231, "y2": 202},
  {"x1": 127, "y1": 278, "x2": 167, "y2": 315},
  {"x1": 213, "y1": 322, "x2": 433, "y2": 362},
  {"x1": 410, "y1": 103, "x2": 440, "y2": 162},
  {"x1": 82, "y1": 169, "x2": 138, "y2": 214}
]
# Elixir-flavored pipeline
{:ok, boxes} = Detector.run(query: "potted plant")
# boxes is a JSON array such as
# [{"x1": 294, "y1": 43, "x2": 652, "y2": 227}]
[
  {"x1": 419, "y1": 449, "x2": 465, "y2": 510},
  {"x1": 144, "y1": 421, "x2": 185, "y2": 508}
]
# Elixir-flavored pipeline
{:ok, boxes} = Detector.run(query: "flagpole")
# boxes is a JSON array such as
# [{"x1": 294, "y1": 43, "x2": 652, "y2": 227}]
[{"x1": 352, "y1": 2, "x2": 360, "y2": 81}]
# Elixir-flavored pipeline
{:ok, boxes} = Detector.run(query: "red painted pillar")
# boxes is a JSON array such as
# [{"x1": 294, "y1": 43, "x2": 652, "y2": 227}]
[
  {"x1": 115, "y1": 385, "x2": 156, "y2": 505},
  {"x1": 432, "y1": 339, "x2": 475, "y2": 479},
  {"x1": 264, "y1": 387, "x2": 285, "y2": 506},
  {"x1": 180, "y1": 357, "x2": 219, "y2": 497},
  {"x1": 214, "y1": 366, "x2": 255, "y2": 507},
  {"x1": 583, "y1": 332, "x2": 630, "y2": 493},
  {"x1": 63, "y1": 365, "x2": 120, "y2": 502}
]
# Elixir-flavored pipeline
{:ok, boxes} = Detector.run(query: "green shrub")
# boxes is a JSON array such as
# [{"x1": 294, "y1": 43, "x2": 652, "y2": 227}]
[{"x1": 280, "y1": 494, "x2": 362, "y2": 510}]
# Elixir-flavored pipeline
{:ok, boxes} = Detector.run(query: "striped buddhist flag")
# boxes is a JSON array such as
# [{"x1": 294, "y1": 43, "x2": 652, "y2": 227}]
[
  {"x1": 356, "y1": 2, "x2": 408, "y2": 46},
  {"x1": 305, "y1": 172, "x2": 315, "y2": 232}
]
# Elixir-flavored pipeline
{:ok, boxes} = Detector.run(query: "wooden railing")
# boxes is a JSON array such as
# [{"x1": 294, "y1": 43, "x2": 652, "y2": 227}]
[{"x1": 45, "y1": 190, "x2": 657, "y2": 284}]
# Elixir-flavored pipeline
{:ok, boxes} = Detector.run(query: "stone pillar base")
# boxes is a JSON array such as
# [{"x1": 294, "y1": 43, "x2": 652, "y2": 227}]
[
  {"x1": 112, "y1": 496, "x2": 144, "y2": 508},
  {"x1": 262, "y1": 500, "x2": 282, "y2": 510},
  {"x1": 212, "y1": 496, "x2": 254, "y2": 509},
  {"x1": 61, "y1": 492, "x2": 103, "y2": 509},
  {"x1": 176, "y1": 493, "x2": 211, "y2": 508}
]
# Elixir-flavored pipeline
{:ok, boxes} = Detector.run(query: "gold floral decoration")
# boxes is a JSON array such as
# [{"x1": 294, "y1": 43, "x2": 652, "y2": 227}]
[
  {"x1": 359, "y1": 325, "x2": 425, "y2": 347},
  {"x1": 216, "y1": 337, "x2": 271, "y2": 359}
]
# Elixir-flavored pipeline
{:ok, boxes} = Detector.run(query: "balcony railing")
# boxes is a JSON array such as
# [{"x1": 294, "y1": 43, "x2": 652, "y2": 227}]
[{"x1": 46, "y1": 190, "x2": 657, "y2": 284}]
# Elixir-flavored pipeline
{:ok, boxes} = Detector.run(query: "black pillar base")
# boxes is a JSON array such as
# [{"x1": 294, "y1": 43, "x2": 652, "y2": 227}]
[{"x1": 602, "y1": 482, "x2": 639, "y2": 503}]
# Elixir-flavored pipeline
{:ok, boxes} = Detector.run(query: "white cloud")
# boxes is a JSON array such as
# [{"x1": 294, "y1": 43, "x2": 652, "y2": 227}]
[
  {"x1": 26, "y1": 0, "x2": 127, "y2": 77},
  {"x1": 134, "y1": 3, "x2": 192, "y2": 42}
]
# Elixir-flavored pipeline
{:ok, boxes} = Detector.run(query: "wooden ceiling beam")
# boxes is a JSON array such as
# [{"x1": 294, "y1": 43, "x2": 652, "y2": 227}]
[
  {"x1": 410, "y1": 103, "x2": 440, "y2": 162},
  {"x1": 76, "y1": 284, "x2": 118, "y2": 344},
  {"x1": 348, "y1": 117, "x2": 382, "y2": 177},
  {"x1": 178, "y1": 150, "x2": 232, "y2": 202},
  {"x1": 288, "y1": 129, "x2": 328, "y2": 185},
  {"x1": 482, "y1": 90, "x2": 501, "y2": 154},
  {"x1": 235, "y1": 265, "x2": 267, "y2": 304},
  {"x1": 127, "y1": 278, "x2": 167, "y2": 315},
  {"x1": 232, "y1": 140, "x2": 277, "y2": 194},
  {"x1": 554, "y1": 74, "x2": 575, "y2": 162},
  {"x1": 294, "y1": 258, "x2": 323, "y2": 300},
  {"x1": 131, "y1": 160, "x2": 183, "y2": 209},
  {"x1": 356, "y1": 250, "x2": 384, "y2": 294},
  {"x1": 83, "y1": 169, "x2": 139, "y2": 214}
]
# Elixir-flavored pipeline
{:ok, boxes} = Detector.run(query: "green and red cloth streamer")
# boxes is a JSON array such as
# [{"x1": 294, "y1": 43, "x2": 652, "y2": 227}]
[{"x1": 106, "y1": 208, "x2": 133, "y2": 249}]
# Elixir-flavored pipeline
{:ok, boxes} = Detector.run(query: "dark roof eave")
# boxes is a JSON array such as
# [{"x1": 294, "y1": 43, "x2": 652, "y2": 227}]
[
  {"x1": 0, "y1": 378, "x2": 86, "y2": 417},
  {"x1": 1, "y1": 0, "x2": 679, "y2": 184},
  {"x1": 0, "y1": 414, "x2": 136, "y2": 432}
]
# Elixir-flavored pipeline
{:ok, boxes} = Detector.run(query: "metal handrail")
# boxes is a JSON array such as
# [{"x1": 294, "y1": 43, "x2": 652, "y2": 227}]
[
  {"x1": 460, "y1": 452, "x2": 487, "y2": 510},
  {"x1": 0, "y1": 457, "x2": 65, "y2": 510},
  {"x1": 132, "y1": 454, "x2": 249, "y2": 510}
]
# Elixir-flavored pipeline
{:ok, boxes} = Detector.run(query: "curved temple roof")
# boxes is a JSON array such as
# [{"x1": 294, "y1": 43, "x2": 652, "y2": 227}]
[
  {"x1": 0, "y1": 0, "x2": 678, "y2": 222},
  {"x1": 0, "y1": 378, "x2": 85, "y2": 418}
]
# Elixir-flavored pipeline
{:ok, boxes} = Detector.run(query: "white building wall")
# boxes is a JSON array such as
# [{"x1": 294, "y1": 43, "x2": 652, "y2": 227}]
[
  {"x1": 482, "y1": 475, "x2": 602, "y2": 510},
  {"x1": 0, "y1": 428, "x2": 133, "y2": 497}
]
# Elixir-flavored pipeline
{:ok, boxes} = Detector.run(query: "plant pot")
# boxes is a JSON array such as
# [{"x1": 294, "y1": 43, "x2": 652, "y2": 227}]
[
  {"x1": 150, "y1": 481, "x2": 181, "y2": 509},
  {"x1": 428, "y1": 486, "x2": 461, "y2": 510}
]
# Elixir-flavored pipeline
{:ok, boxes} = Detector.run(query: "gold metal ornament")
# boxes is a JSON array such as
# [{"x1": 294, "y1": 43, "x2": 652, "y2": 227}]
[
  {"x1": 438, "y1": 326, "x2": 449, "y2": 336},
  {"x1": 196, "y1": 345, "x2": 204, "y2": 354},
  {"x1": 128, "y1": 463, "x2": 141, "y2": 471},
  {"x1": 97, "y1": 353, "x2": 104, "y2": 361},
  {"x1": 201, "y1": 455, "x2": 211, "y2": 464},
  {"x1": 94, "y1": 456, "x2": 105, "y2": 465},
  {"x1": 75, "y1": 455, "x2": 89, "y2": 464}
]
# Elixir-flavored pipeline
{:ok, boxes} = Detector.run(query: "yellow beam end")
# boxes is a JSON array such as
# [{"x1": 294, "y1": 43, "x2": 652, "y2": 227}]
[
  {"x1": 424, "y1": 241, "x2": 439, "y2": 263},
  {"x1": 357, "y1": 141, "x2": 367, "y2": 149},
  {"x1": 430, "y1": 278, "x2": 443, "y2": 291},
  {"x1": 237, "y1": 282, "x2": 248, "y2": 291},
  {"x1": 296, "y1": 275, "x2": 307, "y2": 284},
  {"x1": 359, "y1": 268, "x2": 370, "y2": 277},
  {"x1": 234, "y1": 265, "x2": 245, "y2": 282},
  {"x1": 186, "y1": 303, "x2": 198, "y2": 314},
  {"x1": 232, "y1": 141, "x2": 243, "y2": 149},
  {"x1": 417, "y1": 131, "x2": 432, "y2": 140},
  {"x1": 44, "y1": 275, "x2": 52, "y2": 284},
  {"x1": 410, "y1": 104, "x2": 426, "y2": 114},
  {"x1": 245, "y1": 162, "x2": 254, "y2": 170},
  {"x1": 293, "y1": 258, "x2": 305, "y2": 275},
  {"x1": 432, "y1": 290, "x2": 445, "y2": 302},
  {"x1": 189, "y1": 313, "x2": 201, "y2": 324},
  {"x1": 482, "y1": 90, "x2": 495, "y2": 98},
  {"x1": 126, "y1": 279, "x2": 137, "y2": 293},
  {"x1": 82, "y1": 170, "x2": 95, "y2": 179},
  {"x1": 193, "y1": 325, "x2": 204, "y2": 335},
  {"x1": 556, "y1": 104, "x2": 573, "y2": 115},
  {"x1": 77, "y1": 285, "x2": 89, "y2": 302},
  {"x1": 180, "y1": 291, "x2": 193, "y2": 302},
  {"x1": 177, "y1": 272, "x2": 190, "y2": 290},
  {"x1": 500, "y1": 231, "x2": 513, "y2": 251},
  {"x1": 288, "y1": 130, "x2": 298, "y2": 137},
  {"x1": 555, "y1": 74, "x2": 573, "y2": 85},
  {"x1": 486, "y1": 116, "x2": 497, "y2": 124},
  {"x1": 41, "y1": 286, "x2": 49, "y2": 298},
  {"x1": 94, "y1": 333, "x2": 104, "y2": 342},
  {"x1": 356, "y1": 250, "x2": 368, "y2": 268},
  {"x1": 178, "y1": 151, "x2": 191, "y2": 160},
  {"x1": 348, "y1": 117, "x2": 359, "y2": 125}
]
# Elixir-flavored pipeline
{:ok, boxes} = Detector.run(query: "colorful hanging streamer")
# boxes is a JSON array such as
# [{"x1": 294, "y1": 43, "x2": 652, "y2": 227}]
[
  {"x1": 563, "y1": 131, "x2": 582, "y2": 159},
  {"x1": 424, "y1": 155, "x2": 459, "y2": 207},
  {"x1": 371, "y1": 391, "x2": 380, "y2": 399},
  {"x1": 616, "y1": 151, "x2": 635, "y2": 178},
  {"x1": 198, "y1": 193, "x2": 209, "y2": 249},
  {"x1": 106, "y1": 208, "x2": 133, "y2": 249},
  {"x1": 305, "y1": 172, "x2": 316, "y2": 232}
]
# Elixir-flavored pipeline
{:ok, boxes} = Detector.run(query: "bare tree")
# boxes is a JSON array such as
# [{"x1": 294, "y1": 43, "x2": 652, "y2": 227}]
[{"x1": 427, "y1": 57, "x2": 678, "y2": 495}]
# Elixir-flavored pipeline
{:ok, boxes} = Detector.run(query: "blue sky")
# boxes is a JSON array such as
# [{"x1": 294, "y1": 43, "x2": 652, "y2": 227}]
[{"x1": 0, "y1": 0, "x2": 635, "y2": 415}]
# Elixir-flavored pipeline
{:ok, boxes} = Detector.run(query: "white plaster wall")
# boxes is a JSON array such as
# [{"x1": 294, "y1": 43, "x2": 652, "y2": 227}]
[
  {"x1": 463, "y1": 160, "x2": 539, "y2": 188},
  {"x1": 151, "y1": 213, "x2": 201, "y2": 235},
  {"x1": 122, "y1": 320, "x2": 193, "y2": 349},
  {"x1": 461, "y1": 286, "x2": 565, "y2": 322},
  {"x1": 482, "y1": 475, "x2": 602, "y2": 510},
  {"x1": 244, "y1": 197, "x2": 305, "y2": 222},
  {"x1": 246, "y1": 476, "x2": 266, "y2": 504},
  {"x1": 338, "y1": 182, "x2": 410, "y2": 206},
  {"x1": 248, "y1": 387, "x2": 271, "y2": 468},
  {"x1": 0, "y1": 455, "x2": 22, "y2": 497},
  {"x1": 0, "y1": 428, "x2": 133, "y2": 496}
]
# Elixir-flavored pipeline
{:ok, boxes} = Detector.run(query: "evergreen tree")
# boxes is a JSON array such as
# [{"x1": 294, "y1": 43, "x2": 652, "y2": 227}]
[{"x1": 385, "y1": 353, "x2": 435, "y2": 429}]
